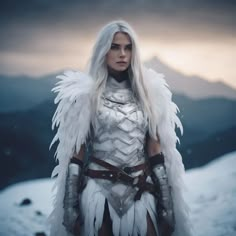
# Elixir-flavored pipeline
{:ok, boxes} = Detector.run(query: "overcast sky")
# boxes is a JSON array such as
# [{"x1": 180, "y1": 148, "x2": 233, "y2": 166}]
[{"x1": 0, "y1": 0, "x2": 235, "y2": 88}]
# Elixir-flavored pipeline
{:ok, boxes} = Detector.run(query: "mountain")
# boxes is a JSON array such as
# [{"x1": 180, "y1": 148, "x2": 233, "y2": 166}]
[
  {"x1": 145, "y1": 57, "x2": 236, "y2": 100},
  {"x1": 0, "y1": 63, "x2": 236, "y2": 189},
  {"x1": 180, "y1": 126, "x2": 236, "y2": 169},
  {"x1": 0, "y1": 100, "x2": 56, "y2": 189},
  {"x1": 173, "y1": 94, "x2": 236, "y2": 144},
  {"x1": 0, "y1": 96, "x2": 235, "y2": 189},
  {"x1": 0, "y1": 151, "x2": 235, "y2": 236},
  {"x1": 0, "y1": 73, "x2": 58, "y2": 112},
  {"x1": 1, "y1": 58, "x2": 236, "y2": 113}
]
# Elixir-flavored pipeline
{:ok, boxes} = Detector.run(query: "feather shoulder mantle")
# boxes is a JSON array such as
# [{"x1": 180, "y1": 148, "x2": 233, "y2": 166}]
[
  {"x1": 49, "y1": 69, "x2": 192, "y2": 236},
  {"x1": 48, "y1": 70, "x2": 95, "y2": 236}
]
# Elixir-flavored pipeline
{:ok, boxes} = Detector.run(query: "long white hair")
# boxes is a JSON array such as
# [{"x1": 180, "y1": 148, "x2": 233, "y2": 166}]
[{"x1": 87, "y1": 20, "x2": 157, "y2": 139}]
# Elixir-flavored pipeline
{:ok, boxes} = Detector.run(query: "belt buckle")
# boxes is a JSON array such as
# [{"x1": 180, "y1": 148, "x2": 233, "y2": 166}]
[{"x1": 123, "y1": 166, "x2": 132, "y2": 174}]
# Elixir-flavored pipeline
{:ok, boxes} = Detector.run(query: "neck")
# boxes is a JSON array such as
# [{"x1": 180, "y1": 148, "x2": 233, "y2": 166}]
[{"x1": 108, "y1": 67, "x2": 129, "y2": 83}]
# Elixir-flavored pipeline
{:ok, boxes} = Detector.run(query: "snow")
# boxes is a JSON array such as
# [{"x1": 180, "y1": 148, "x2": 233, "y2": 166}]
[
  {"x1": 0, "y1": 151, "x2": 236, "y2": 236},
  {"x1": 185, "y1": 151, "x2": 236, "y2": 236},
  {"x1": 0, "y1": 179, "x2": 53, "y2": 236}
]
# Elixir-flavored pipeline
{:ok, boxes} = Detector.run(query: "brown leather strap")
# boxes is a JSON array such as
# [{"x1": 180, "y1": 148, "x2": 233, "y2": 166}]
[
  {"x1": 86, "y1": 169, "x2": 134, "y2": 185},
  {"x1": 149, "y1": 152, "x2": 165, "y2": 167},
  {"x1": 70, "y1": 157, "x2": 84, "y2": 167},
  {"x1": 88, "y1": 156, "x2": 157, "y2": 201},
  {"x1": 90, "y1": 156, "x2": 148, "y2": 174},
  {"x1": 85, "y1": 169, "x2": 156, "y2": 200}
]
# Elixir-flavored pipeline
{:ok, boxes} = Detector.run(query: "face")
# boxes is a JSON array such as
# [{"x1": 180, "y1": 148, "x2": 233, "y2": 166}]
[{"x1": 106, "y1": 32, "x2": 132, "y2": 72}]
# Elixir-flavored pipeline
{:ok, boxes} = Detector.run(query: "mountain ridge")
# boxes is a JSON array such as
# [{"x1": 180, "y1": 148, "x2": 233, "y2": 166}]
[
  {"x1": 145, "y1": 56, "x2": 236, "y2": 100},
  {"x1": 1, "y1": 56, "x2": 235, "y2": 112}
]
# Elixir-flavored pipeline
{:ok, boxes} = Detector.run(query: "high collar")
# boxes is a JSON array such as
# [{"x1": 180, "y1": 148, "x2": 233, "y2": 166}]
[{"x1": 106, "y1": 76, "x2": 131, "y2": 90}]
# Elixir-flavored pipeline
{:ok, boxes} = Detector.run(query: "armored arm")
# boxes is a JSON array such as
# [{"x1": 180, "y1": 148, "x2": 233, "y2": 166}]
[
  {"x1": 63, "y1": 157, "x2": 84, "y2": 234},
  {"x1": 149, "y1": 152, "x2": 175, "y2": 235}
]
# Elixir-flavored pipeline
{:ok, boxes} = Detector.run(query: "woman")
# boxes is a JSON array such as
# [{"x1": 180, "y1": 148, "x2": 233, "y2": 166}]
[{"x1": 49, "y1": 20, "x2": 191, "y2": 236}]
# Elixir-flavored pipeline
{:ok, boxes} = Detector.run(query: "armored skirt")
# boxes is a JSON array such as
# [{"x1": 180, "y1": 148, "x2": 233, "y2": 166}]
[{"x1": 79, "y1": 77, "x2": 158, "y2": 236}]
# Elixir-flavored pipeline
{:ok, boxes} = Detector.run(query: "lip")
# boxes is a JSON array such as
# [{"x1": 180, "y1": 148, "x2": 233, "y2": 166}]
[{"x1": 117, "y1": 61, "x2": 127, "y2": 64}]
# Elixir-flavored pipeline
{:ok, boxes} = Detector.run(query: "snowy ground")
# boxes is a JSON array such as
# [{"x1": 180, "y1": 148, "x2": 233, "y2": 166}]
[
  {"x1": 0, "y1": 179, "x2": 53, "y2": 236},
  {"x1": 0, "y1": 151, "x2": 236, "y2": 236},
  {"x1": 185, "y1": 151, "x2": 236, "y2": 236}
]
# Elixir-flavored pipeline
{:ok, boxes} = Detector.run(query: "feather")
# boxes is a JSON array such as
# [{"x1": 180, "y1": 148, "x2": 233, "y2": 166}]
[
  {"x1": 143, "y1": 67, "x2": 193, "y2": 236},
  {"x1": 134, "y1": 200, "x2": 147, "y2": 236},
  {"x1": 94, "y1": 192, "x2": 106, "y2": 233},
  {"x1": 141, "y1": 193, "x2": 158, "y2": 234},
  {"x1": 108, "y1": 203, "x2": 121, "y2": 236},
  {"x1": 120, "y1": 210, "x2": 129, "y2": 236},
  {"x1": 126, "y1": 204, "x2": 135, "y2": 235},
  {"x1": 48, "y1": 70, "x2": 94, "y2": 236}
]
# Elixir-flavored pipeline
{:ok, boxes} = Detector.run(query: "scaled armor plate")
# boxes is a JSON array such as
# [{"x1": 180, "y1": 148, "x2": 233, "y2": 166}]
[{"x1": 89, "y1": 77, "x2": 148, "y2": 216}]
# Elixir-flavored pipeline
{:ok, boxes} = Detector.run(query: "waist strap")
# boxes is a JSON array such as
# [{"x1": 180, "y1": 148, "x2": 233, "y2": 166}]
[
  {"x1": 90, "y1": 156, "x2": 148, "y2": 174},
  {"x1": 86, "y1": 157, "x2": 156, "y2": 200}
]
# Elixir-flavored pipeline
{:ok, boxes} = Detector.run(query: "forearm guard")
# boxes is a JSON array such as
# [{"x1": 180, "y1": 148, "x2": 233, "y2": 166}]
[
  {"x1": 150, "y1": 152, "x2": 175, "y2": 233},
  {"x1": 63, "y1": 157, "x2": 83, "y2": 233}
]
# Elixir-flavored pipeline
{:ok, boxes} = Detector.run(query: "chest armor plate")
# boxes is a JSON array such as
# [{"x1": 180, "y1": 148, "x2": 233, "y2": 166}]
[{"x1": 89, "y1": 78, "x2": 148, "y2": 216}]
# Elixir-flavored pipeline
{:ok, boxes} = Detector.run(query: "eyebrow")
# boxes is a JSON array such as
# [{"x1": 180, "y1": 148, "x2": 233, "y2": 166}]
[{"x1": 111, "y1": 43, "x2": 132, "y2": 46}]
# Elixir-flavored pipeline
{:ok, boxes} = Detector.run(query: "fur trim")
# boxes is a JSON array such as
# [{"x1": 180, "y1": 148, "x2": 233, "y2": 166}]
[
  {"x1": 144, "y1": 67, "x2": 192, "y2": 236},
  {"x1": 49, "y1": 68, "x2": 192, "y2": 236},
  {"x1": 48, "y1": 70, "x2": 94, "y2": 236}
]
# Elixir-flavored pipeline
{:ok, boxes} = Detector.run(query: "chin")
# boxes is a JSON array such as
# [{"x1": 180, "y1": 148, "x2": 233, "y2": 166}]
[
  {"x1": 114, "y1": 66, "x2": 128, "y2": 72},
  {"x1": 108, "y1": 65, "x2": 129, "y2": 73},
  {"x1": 116, "y1": 68, "x2": 127, "y2": 72}
]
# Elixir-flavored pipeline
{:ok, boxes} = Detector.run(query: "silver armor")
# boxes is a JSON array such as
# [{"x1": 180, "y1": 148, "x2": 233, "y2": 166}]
[
  {"x1": 63, "y1": 161, "x2": 82, "y2": 233},
  {"x1": 153, "y1": 160, "x2": 175, "y2": 232},
  {"x1": 88, "y1": 77, "x2": 148, "y2": 216}
]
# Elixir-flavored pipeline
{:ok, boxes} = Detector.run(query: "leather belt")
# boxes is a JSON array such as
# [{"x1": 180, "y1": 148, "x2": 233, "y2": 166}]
[
  {"x1": 85, "y1": 157, "x2": 156, "y2": 200},
  {"x1": 90, "y1": 156, "x2": 148, "y2": 174}
]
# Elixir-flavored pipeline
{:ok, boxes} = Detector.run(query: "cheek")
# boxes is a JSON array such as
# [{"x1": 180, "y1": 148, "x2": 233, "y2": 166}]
[
  {"x1": 107, "y1": 52, "x2": 113, "y2": 59},
  {"x1": 106, "y1": 53, "x2": 111, "y2": 66},
  {"x1": 128, "y1": 51, "x2": 132, "y2": 62},
  {"x1": 106, "y1": 52, "x2": 115, "y2": 65}
]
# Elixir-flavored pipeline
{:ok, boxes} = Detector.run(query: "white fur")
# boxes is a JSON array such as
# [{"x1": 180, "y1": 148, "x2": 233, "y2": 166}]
[
  {"x1": 49, "y1": 68, "x2": 192, "y2": 236},
  {"x1": 48, "y1": 70, "x2": 94, "y2": 236},
  {"x1": 144, "y1": 68, "x2": 192, "y2": 236}
]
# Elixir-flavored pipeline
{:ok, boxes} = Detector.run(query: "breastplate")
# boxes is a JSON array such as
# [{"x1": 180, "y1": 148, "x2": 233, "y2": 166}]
[{"x1": 89, "y1": 77, "x2": 148, "y2": 216}]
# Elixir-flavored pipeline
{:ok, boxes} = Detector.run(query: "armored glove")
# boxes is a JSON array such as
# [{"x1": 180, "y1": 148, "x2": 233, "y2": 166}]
[
  {"x1": 63, "y1": 157, "x2": 83, "y2": 234},
  {"x1": 149, "y1": 152, "x2": 175, "y2": 236}
]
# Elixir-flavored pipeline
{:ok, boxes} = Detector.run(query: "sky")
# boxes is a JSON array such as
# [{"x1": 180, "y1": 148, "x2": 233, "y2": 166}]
[{"x1": 0, "y1": 0, "x2": 235, "y2": 88}]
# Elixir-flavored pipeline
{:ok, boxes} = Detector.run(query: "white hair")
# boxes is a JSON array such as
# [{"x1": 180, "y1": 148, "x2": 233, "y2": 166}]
[{"x1": 87, "y1": 20, "x2": 157, "y2": 139}]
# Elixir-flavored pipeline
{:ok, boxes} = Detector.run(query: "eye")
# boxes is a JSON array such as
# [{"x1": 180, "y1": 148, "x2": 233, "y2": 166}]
[
  {"x1": 125, "y1": 44, "x2": 132, "y2": 51},
  {"x1": 110, "y1": 44, "x2": 119, "y2": 50}
]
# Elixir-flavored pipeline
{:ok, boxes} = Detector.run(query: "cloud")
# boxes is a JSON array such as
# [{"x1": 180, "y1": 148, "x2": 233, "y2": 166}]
[
  {"x1": 1, "y1": 0, "x2": 235, "y2": 27},
  {"x1": 0, "y1": 0, "x2": 235, "y2": 89}
]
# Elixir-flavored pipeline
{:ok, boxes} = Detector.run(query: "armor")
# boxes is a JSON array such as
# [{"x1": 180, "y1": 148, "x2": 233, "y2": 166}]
[
  {"x1": 49, "y1": 69, "x2": 192, "y2": 236},
  {"x1": 63, "y1": 158, "x2": 83, "y2": 234},
  {"x1": 88, "y1": 76, "x2": 148, "y2": 216},
  {"x1": 150, "y1": 153, "x2": 175, "y2": 235}
]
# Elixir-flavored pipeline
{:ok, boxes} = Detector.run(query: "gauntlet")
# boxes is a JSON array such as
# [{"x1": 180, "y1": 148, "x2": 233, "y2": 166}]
[
  {"x1": 149, "y1": 152, "x2": 175, "y2": 235},
  {"x1": 63, "y1": 157, "x2": 83, "y2": 234}
]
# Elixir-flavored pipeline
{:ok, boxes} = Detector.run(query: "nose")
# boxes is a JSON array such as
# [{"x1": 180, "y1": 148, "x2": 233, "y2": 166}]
[{"x1": 120, "y1": 48, "x2": 126, "y2": 57}]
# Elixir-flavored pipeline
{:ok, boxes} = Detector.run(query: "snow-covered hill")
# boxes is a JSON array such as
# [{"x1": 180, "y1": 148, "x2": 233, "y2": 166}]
[
  {"x1": 185, "y1": 151, "x2": 236, "y2": 236},
  {"x1": 0, "y1": 152, "x2": 236, "y2": 236},
  {"x1": 0, "y1": 179, "x2": 53, "y2": 236}
]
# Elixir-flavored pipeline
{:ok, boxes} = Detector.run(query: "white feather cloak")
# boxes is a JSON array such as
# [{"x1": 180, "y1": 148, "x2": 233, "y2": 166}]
[{"x1": 49, "y1": 68, "x2": 192, "y2": 236}]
